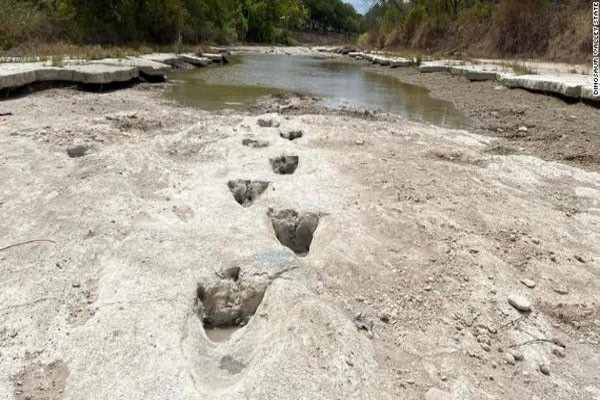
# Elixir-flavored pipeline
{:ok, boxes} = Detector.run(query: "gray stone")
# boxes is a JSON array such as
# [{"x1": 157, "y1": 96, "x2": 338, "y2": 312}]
[
  {"x1": 67, "y1": 145, "x2": 94, "y2": 158},
  {"x1": 553, "y1": 287, "x2": 569, "y2": 295},
  {"x1": 140, "y1": 53, "x2": 180, "y2": 66},
  {"x1": 539, "y1": 363, "x2": 551, "y2": 375},
  {"x1": 178, "y1": 54, "x2": 211, "y2": 67},
  {"x1": 0, "y1": 65, "x2": 38, "y2": 89},
  {"x1": 94, "y1": 57, "x2": 172, "y2": 77},
  {"x1": 390, "y1": 58, "x2": 412, "y2": 68},
  {"x1": 419, "y1": 62, "x2": 453, "y2": 73},
  {"x1": 503, "y1": 352, "x2": 516, "y2": 365},
  {"x1": 520, "y1": 279, "x2": 536, "y2": 288},
  {"x1": 201, "y1": 53, "x2": 227, "y2": 63},
  {"x1": 508, "y1": 294, "x2": 532, "y2": 312},
  {"x1": 500, "y1": 74, "x2": 587, "y2": 100}
]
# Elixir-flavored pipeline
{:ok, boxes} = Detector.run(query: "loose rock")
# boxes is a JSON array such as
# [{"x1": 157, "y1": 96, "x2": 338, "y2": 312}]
[
  {"x1": 503, "y1": 352, "x2": 516, "y2": 365},
  {"x1": 539, "y1": 363, "x2": 551, "y2": 375},
  {"x1": 67, "y1": 145, "x2": 94, "y2": 158},
  {"x1": 553, "y1": 287, "x2": 569, "y2": 295},
  {"x1": 508, "y1": 294, "x2": 532, "y2": 312},
  {"x1": 520, "y1": 279, "x2": 536, "y2": 289}
]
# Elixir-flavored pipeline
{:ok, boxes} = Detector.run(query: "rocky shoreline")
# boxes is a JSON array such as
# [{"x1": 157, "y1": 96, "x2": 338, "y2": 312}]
[
  {"x1": 0, "y1": 51, "x2": 229, "y2": 93},
  {"x1": 323, "y1": 48, "x2": 597, "y2": 104}
]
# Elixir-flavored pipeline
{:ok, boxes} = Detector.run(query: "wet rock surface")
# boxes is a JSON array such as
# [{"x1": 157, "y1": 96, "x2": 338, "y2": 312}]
[
  {"x1": 268, "y1": 209, "x2": 319, "y2": 256},
  {"x1": 227, "y1": 179, "x2": 270, "y2": 207},
  {"x1": 280, "y1": 130, "x2": 303, "y2": 141},
  {"x1": 242, "y1": 138, "x2": 270, "y2": 148},
  {"x1": 270, "y1": 155, "x2": 299, "y2": 175}
]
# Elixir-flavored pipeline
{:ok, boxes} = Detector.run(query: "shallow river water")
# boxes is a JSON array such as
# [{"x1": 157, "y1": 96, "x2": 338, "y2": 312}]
[{"x1": 169, "y1": 54, "x2": 468, "y2": 128}]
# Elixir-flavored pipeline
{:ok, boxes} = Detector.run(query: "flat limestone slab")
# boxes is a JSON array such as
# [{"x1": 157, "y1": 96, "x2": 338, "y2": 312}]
[
  {"x1": 500, "y1": 74, "x2": 590, "y2": 99},
  {"x1": 68, "y1": 64, "x2": 139, "y2": 84},
  {"x1": 372, "y1": 56, "x2": 391, "y2": 66},
  {"x1": 390, "y1": 58, "x2": 412, "y2": 68},
  {"x1": 178, "y1": 54, "x2": 211, "y2": 67},
  {"x1": 0, "y1": 64, "x2": 38, "y2": 89},
  {"x1": 202, "y1": 53, "x2": 225, "y2": 63},
  {"x1": 450, "y1": 66, "x2": 500, "y2": 82},
  {"x1": 93, "y1": 57, "x2": 171, "y2": 77},
  {"x1": 419, "y1": 62, "x2": 453, "y2": 73},
  {"x1": 581, "y1": 86, "x2": 599, "y2": 101},
  {"x1": 1, "y1": 62, "x2": 139, "y2": 88},
  {"x1": 140, "y1": 53, "x2": 181, "y2": 66}
]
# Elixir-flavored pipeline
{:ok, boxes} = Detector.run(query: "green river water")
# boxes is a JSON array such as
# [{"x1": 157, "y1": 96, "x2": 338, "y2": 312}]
[{"x1": 169, "y1": 54, "x2": 468, "y2": 128}]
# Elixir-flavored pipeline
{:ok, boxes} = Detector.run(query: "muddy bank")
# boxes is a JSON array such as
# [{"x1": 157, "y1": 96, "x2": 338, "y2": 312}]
[
  {"x1": 366, "y1": 64, "x2": 600, "y2": 172},
  {"x1": 0, "y1": 83, "x2": 599, "y2": 400}
]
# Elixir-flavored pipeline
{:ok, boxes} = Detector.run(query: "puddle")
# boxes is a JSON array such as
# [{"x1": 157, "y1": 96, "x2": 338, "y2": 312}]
[
  {"x1": 168, "y1": 54, "x2": 469, "y2": 128},
  {"x1": 205, "y1": 326, "x2": 241, "y2": 343}
]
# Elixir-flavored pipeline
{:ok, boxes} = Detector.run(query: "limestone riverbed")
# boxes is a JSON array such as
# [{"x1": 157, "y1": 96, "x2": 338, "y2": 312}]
[{"x1": 0, "y1": 49, "x2": 599, "y2": 400}]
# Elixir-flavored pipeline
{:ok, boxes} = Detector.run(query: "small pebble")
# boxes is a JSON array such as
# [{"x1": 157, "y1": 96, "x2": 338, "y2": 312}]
[
  {"x1": 553, "y1": 287, "x2": 569, "y2": 295},
  {"x1": 503, "y1": 352, "x2": 515, "y2": 365},
  {"x1": 539, "y1": 363, "x2": 551, "y2": 375},
  {"x1": 508, "y1": 294, "x2": 532, "y2": 312},
  {"x1": 520, "y1": 279, "x2": 536, "y2": 289}
]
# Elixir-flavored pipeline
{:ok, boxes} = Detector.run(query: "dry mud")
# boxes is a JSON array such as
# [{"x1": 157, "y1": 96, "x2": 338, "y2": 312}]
[{"x1": 0, "y1": 84, "x2": 599, "y2": 400}]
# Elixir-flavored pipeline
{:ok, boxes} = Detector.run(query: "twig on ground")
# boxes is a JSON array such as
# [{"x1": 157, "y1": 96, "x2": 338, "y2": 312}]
[
  {"x1": 0, "y1": 112, "x2": 12, "y2": 117},
  {"x1": 496, "y1": 314, "x2": 529, "y2": 331},
  {"x1": 507, "y1": 338, "x2": 556, "y2": 348},
  {"x1": 0, "y1": 239, "x2": 56, "y2": 252}
]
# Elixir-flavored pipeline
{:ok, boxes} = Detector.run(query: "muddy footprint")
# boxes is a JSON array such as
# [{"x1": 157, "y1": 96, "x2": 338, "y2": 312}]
[
  {"x1": 195, "y1": 268, "x2": 269, "y2": 342},
  {"x1": 268, "y1": 209, "x2": 320, "y2": 256},
  {"x1": 280, "y1": 130, "x2": 303, "y2": 141},
  {"x1": 228, "y1": 180, "x2": 270, "y2": 207},
  {"x1": 270, "y1": 156, "x2": 299, "y2": 175},
  {"x1": 242, "y1": 138, "x2": 270, "y2": 148}
]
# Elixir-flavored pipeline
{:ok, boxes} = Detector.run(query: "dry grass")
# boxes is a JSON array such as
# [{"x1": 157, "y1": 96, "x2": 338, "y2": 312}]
[
  {"x1": 503, "y1": 61, "x2": 537, "y2": 76},
  {"x1": 0, "y1": 42, "x2": 205, "y2": 63},
  {"x1": 369, "y1": 0, "x2": 590, "y2": 64}
]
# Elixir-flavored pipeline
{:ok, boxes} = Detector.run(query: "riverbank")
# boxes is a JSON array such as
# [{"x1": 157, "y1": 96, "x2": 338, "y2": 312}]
[
  {"x1": 364, "y1": 63, "x2": 600, "y2": 172},
  {"x1": 311, "y1": 47, "x2": 600, "y2": 172},
  {"x1": 1, "y1": 64, "x2": 599, "y2": 399}
]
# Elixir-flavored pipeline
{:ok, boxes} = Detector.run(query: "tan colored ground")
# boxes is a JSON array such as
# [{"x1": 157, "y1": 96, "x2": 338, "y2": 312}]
[{"x1": 0, "y1": 80, "x2": 599, "y2": 399}]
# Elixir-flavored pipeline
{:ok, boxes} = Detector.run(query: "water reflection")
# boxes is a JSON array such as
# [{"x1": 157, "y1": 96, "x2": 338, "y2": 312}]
[{"x1": 169, "y1": 54, "x2": 468, "y2": 128}]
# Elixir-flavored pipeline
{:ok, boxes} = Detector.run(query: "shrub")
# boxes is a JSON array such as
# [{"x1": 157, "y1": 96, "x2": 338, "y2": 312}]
[
  {"x1": 0, "y1": 0, "x2": 57, "y2": 50},
  {"x1": 492, "y1": 0, "x2": 550, "y2": 55}
]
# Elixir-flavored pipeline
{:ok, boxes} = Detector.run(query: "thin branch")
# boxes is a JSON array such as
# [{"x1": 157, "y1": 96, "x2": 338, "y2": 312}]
[
  {"x1": 0, "y1": 239, "x2": 56, "y2": 252},
  {"x1": 507, "y1": 338, "x2": 556, "y2": 348},
  {"x1": 496, "y1": 314, "x2": 529, "y2": 331}
]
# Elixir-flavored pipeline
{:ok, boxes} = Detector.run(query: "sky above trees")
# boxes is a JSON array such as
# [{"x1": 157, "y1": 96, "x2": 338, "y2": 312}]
[{"x1": 346, "y1": 0, "x2": 368, "y2": 14}]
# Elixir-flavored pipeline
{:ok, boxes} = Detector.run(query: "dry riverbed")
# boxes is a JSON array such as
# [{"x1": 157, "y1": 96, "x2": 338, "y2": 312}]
[
  {"x1": 0, "y1": 76, "x2": 599, "y2": 400},
  {"x1": 367, "y1": 64, "x2": 600, "y2": 172}
]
